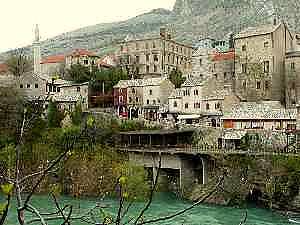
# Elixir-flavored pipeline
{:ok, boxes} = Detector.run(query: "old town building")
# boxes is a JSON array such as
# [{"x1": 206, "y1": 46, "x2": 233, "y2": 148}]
[
  {"x1": 222, "y1": 101, "x2": 296, "y2": 130},
  {"x1": 114, "y1": 77, "x2": 174, "y2": 120},
  {"x1": 116, "y1": 29, "x2": 193, "y2": 78},
  {"x1": 234, "y1": 22, "x2": 293, "y2": 102},
  {"x1": 168, "y1": 77, "x2": 239, "y2": 127}
]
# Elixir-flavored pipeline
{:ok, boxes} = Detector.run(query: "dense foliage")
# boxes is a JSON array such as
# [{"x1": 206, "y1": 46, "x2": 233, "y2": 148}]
[{"x1": 169, "y1": 68, "x2": 185, "y2": 88}]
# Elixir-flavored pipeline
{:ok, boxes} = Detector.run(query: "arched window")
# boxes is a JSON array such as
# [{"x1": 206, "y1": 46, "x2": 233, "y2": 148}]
[
  {"x1": 185, "y1": 103, "x2": 189, "y2": 109},
  {"x1": 206, "y1": 103, "x2": 210, "y2": 110},
  {"x1": 149, "y1": 90, "x2": 153, "y2": 95},
  {"x1": 174, "y1": 101, "x2": 178, "y2": 108}
]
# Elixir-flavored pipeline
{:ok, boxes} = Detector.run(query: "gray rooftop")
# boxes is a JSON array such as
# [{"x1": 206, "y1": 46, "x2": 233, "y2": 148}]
[{"x1": 222, "y1": 101, "x2": 296, "y2": 120}]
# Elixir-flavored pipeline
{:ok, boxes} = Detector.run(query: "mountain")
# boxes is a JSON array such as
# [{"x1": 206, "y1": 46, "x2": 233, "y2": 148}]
[{"x1": 1, "y1": 0, "x2": 300, "y2": 61}]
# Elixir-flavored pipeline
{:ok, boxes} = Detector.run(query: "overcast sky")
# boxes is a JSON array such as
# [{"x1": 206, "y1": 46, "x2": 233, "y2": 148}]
[{"x1": 0, "y1": 0, "x2": 175, "y2": 53}]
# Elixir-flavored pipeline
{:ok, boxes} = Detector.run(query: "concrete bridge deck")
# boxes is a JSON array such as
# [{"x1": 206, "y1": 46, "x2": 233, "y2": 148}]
[{"x1": 119, "y1": 145, "x2": 300, "y2": 156}]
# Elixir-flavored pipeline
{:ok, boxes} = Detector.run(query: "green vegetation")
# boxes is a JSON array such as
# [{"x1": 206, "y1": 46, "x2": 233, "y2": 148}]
[
  {"x1": 66, "y1": 64, "x2": 128, "y2": 94},
  {"x1": 169, "y1": 68, "x2": 185, "y2": 88},
  {"x1": 47, "y1": 100, "x2": 64, "y2": 128}
]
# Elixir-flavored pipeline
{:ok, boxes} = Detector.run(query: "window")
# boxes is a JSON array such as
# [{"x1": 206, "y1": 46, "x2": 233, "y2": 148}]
[
  {"x1": 206, "y1": 103, "x2": 210, "y2": 110},
  {"x1": 199, "y1": 59, "x2": 202, "y2": 66},
  {"x1": 145, "y1": 42, "x2": 149, "y2": 49},
  {"x1": 136, "y1": 67, "x2": 139, "y2": 74},
  {"x1": 153, "y1": 42, "x2": 156, "y2": 48},
  {"x1": 132, "y1": 88, "x2": 135, "y2": 94},
  {"x1": 136, "y1": 43, "x2": 139, "y2": 50},
  {"x1": 146, "y1": 65, "x2": 150, "y2": 73},
  {"x1": 136, "y1": 97, "x2": 139, "y2": 102},
  {"x1": 242, "y1": 81, "x2": 247, "y2": 89},
  {"x1": 154, "y1": 65, "x2": 158, "y2": 72},
  {"x1": 129, "y1": 97, "x2": 132, "y2": 103},
  {"x1": 242, "y1": 45, "x2": 246, "y2": 51},
  {"x1": 174, "y1": 101, "x2": 178, "y2": 108},
  {"x1": 149, "y1": 90, "x2": 153, "y2": 95},
  {"x1": 242, "y1": 64, "x2": 247, "y2": 73},
  {"x1": 153, "y1": 100, "x2": 156, "y2": 104},
  {"x1": 147, "y1": 99, "x2": 150, "y2": 104},
  {"x1": 35, "y1": 84, "x2": 38, "y2": 88},
  {"x1": 20, "y1": 84, "x2": 23, "y2": 88},
  {"x1": 215, "y1": 103, "x2": 221, "y2": 109},
  {"x1": 57, "y1": 87, "x2": 60, "y2": 92},
  {"x1": 185, "y1": 103, "x2": 189, "y2": 109},
  {"x1": 146, "y1": 54, "x2": 150, "y2": 62},
  {"x1": 49, "y1": 85, "x2": 53, "y2": 92},
  {"x1": 224, "y1": 72, "x2": 227, "y2": 80},
  {"x1": 84, "y1": 59, "x2": 88, "y2": 65},
  {"x1": 77, "y1": 87, "x2": 80, "y2": 92},
  {"x1": 154, "y1": 55, "x2": 159, "y2": 62},
  {"x1": 214, "y1": 74, "x2": 218, "y2": 79},
  {"x1": 291, "y1": 62, "x2": 296, "y2": 71},
  {"x1": 135, "y1": 55, "x2": 140, "y2": 63},
  {"x1": 194, "y1": 89, "x2": 199, "y2": 96},
  {"x1": 256, "y1": 81, "x2": 261, "y2": 89},
  {"x1": 264, "y1": 61, "x2": 270, "y2": 73},
  {"x1": 27, "y1": 84, "x2": 31, "y2": 88},
  {"x1": 264, "y1": 42, "x2": 269, "y2": 48},
  {"x1": 265, "y1": 81, "x2": 270, "y2": 90},
  {"x1": 53, "y1": 86, "x2": 56, "y2": 92},
  {"x1": 120, "y1": 45, "x2": 124, "y2": 52}
]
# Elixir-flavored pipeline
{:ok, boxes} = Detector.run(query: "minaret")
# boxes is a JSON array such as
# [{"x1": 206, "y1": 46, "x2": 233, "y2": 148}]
[{"x1": 33, "y1": 24, "x2": 41, "y2": 74}]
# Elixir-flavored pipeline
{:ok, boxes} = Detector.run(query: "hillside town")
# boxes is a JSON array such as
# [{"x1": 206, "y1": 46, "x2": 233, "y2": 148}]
[{"x1": 1, "y1": 19, "x2": 300, "y2": 150}]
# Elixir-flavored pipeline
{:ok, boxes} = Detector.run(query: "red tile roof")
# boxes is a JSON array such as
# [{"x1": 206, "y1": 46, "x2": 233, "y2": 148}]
[
  {"x1": 212, "y1": 50, "x2": 235, "y2": 61},
  {"x1": 68, "y1": 49, "x2": 97, "y2": 57},
  {"x1": 40, "y1": 55, "x2": 65, "y2": 64},
  {"x1": 0, "y1": 63, "x2": 8, "y2": 73}
]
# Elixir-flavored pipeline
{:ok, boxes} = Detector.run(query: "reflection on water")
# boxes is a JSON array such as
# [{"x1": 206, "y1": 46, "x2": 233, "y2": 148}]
[{"x1": 4, "y1": 193, "x2": 290, "y2": 225}]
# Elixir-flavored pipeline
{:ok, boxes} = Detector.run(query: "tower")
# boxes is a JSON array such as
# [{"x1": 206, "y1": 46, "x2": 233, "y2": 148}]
[{"x1": 33, "y1": 24, "x2": 41, "y2": 74}]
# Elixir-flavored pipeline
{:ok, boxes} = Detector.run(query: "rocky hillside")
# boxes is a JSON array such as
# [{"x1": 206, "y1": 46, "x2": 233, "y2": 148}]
[{"x1": 1, "y1": 0, "x2": 299, "y2": 60}]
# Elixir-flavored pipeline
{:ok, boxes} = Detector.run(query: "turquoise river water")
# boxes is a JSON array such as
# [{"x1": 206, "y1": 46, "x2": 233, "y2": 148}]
[{"x1": 3, "y1": 193, "x2": 293, "y2": 225}]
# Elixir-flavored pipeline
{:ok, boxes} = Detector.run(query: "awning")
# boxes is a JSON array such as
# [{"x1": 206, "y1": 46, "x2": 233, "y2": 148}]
[{"x1": 177, "y1": 114, "x2": 201, "y2": 120}]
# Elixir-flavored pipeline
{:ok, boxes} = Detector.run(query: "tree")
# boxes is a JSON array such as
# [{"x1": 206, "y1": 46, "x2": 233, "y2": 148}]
[
  {"x1": 169, "y1": 68, "x2": 186, "y2": 88},
  {"x1": 47, "y1": 100, "x2": 64, "y2": 128},
  {"x1": 5, "y1": 49, "x2": 32, "y2": 77},
  {"x1": 66, "y1": 64, "x2": 92, "y2": 83},
  {"x1": 71, "y1": 102, "x2": 83, "y2": 126}
]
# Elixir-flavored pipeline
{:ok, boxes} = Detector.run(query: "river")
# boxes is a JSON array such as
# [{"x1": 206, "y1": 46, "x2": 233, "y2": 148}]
[{"x1": 4, "y1": 193, "x2": 291, "y2": 225}]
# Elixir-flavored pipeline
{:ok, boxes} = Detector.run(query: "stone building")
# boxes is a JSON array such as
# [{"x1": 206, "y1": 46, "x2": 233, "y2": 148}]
[
  {"x1": 65, "y1": 49, "x2": 99, "y2": 69},
  {"x1": 40, "y1": 55, "x2": 65, "y2": 76},
  {"x1": 285, "y1": 51, "x2": 300, "y2": 107},
  {"x1": 234, "y1": 22, "x2": 293, "y2": 102},
  {"x1": 168, "y1": 77, "x2": 239, "y2": 127},
  {"x1": 222, "y1": 101, "x2": 296, "y2": 130},
  {"x1": 116, "y1": 29, "x2": 193, "y2": 78},
  {"x1": 114, "y1": 77, "x2": 175, "y2": 120},
  {"x1": 19, "y1": 25, "x2": 90, "y2": 111}
]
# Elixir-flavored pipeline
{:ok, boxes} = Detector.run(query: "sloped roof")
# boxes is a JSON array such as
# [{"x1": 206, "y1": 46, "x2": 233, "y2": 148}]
[
  {"x1": 212, "y1": 50, "x2": 235, "y2": 61},
  {"x1": 234, "y1": 23, "x2": 281, "y2": 39},
  {"x1": 40, "y1": 55, "x2": 65, "y2": 64},
  {"x1": 182, "y1": 77, "x2": 203, "y2": 87},
  {"x1": 222, "y1": 101, "x2": 296, "y2": 120},
  {"x1": 0, "y1": 63, "x2": 8, "y2": 73},
  {"x1": 114, "y1": 77, "x2": 167, "y2": 88},
  {"x1": 68, "y1": 49, "x2": 97, "y2": 57}
]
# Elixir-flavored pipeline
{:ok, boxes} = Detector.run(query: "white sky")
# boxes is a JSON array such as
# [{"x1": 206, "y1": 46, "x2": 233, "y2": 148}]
[{"x1": 0, "y1": 0, "x2": 175, "y2": 53}]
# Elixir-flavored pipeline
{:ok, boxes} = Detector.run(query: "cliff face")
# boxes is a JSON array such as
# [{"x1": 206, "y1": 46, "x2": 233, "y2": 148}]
[{"x1": 1, "y1": 0, "x2": 300, "y2": 60}]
